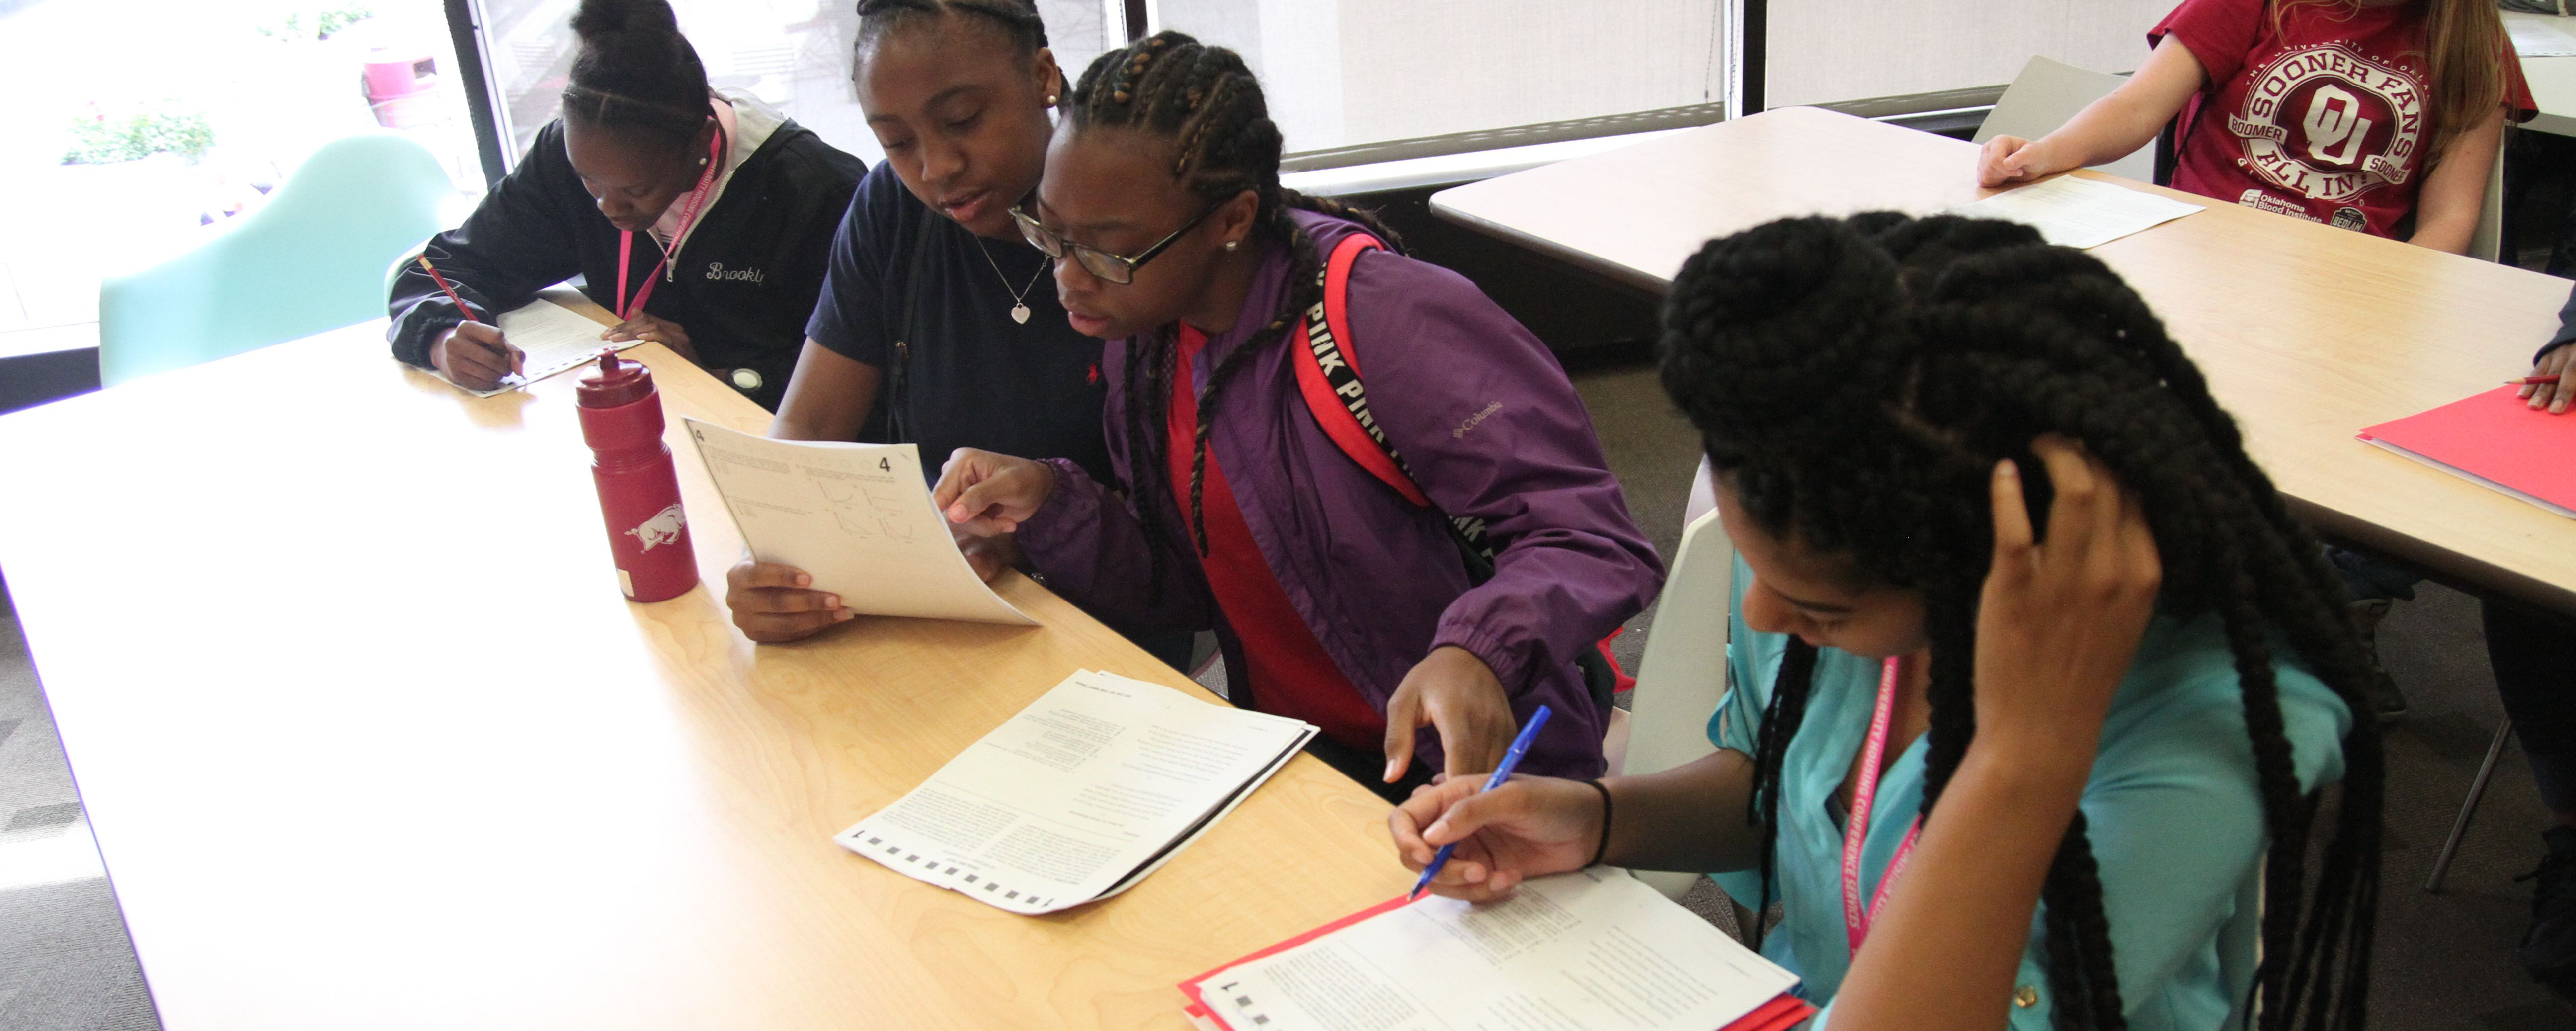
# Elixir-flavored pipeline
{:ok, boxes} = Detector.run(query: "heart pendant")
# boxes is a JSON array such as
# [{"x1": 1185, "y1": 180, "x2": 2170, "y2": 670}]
[{"x1": 1011, "y1": 304, "x2": 1031, "y2": 325}]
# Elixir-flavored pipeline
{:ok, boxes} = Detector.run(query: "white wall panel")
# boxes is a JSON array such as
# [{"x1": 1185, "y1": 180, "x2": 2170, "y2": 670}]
[
  {"x1": 1766, "y1": 0, "x2": 2174, "y2": 109},
  {"x1": 1158, "y1": 0, "x2": 1722, "y2": 154}
]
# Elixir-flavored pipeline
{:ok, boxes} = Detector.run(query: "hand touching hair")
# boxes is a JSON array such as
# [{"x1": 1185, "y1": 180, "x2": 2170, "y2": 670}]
[{"x1": 1661, "y1": 213, "x2": 2383, "y2": 1031}]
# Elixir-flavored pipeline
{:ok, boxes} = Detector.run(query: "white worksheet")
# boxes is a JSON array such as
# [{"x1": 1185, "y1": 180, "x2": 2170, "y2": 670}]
[
  {"x1": 432, "y1": 298, "x2": 643, "y2": 398},
  {"x1": 2511, "y1": 17, "x2": 2576, "y2": 58},
  {"x1": 1949, "y1": 174, "x2": 2205, "y2": 250},
  {"x1": 682, "y1": 419, "x2": 1037, "y2": 625},
  {"x1": 1189, "y1": 869, "x2": 1804, "y2": 1031},
  {"x1": 837, "y1": 670, "x2": 1317, "y2": 915}
]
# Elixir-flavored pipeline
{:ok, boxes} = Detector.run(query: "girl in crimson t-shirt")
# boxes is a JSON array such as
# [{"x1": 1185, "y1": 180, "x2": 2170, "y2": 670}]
[{"x1": 1978, "y1": 0, "x2": 2533, "y2": 254}]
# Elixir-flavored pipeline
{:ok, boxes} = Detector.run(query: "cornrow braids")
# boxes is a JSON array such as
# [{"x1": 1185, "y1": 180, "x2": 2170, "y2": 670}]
[
  {"x1": 1661, "y1": 213, "x2": 2382, "y2": 1031},
  {"x1": 854, "y1": 0, "x2": 1050, "y2": 62},
  {"x1": 561, "y1": 0, "x2": 712, "y2": 154},
  {"x1": 1062, "y1": 32, "x2": 1404, "y2": 573}
]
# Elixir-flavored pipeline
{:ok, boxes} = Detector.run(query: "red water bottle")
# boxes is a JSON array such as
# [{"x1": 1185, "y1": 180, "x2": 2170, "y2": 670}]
[{"x1": 576, "y1": 351, "x2": 698, "y2": 601}]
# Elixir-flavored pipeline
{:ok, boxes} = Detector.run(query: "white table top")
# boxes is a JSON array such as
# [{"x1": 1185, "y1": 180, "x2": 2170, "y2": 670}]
[
  {"x1": 1431, "y1": 107, "x2": 2576, "y2": 616},
  {"x1": 2510, "y1": 12, "x2": 2576, "y2": 136},
  {"x1": 0, "y1": 320, "x2": 1407, "y2": 1030}
]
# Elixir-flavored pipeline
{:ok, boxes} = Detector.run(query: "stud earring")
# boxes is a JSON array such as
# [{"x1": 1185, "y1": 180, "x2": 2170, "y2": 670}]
[
  {"x1": 1223, "y1": 241, "x2": 1238, "y2": 252},
  {"x1": 1046, "y1": 94, "x2": 1058, "y2": 105}
]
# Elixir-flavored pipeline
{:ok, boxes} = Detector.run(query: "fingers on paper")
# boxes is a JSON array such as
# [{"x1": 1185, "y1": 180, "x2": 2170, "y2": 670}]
[{"x1": 731, "y1": 562, "x2": 814, "y2": 591}]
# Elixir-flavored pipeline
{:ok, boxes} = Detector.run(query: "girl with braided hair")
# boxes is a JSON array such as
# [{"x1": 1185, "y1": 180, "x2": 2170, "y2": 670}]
[
  {"x1": 931, "y1": 33, "x2": 1661, "y2": 798},
  {"x1": 388, "y1": 0, "x2": 863, "y2": 407},
  {"x1": 1392, "y1": 213, "x2": 2383, "y2": 1031}
]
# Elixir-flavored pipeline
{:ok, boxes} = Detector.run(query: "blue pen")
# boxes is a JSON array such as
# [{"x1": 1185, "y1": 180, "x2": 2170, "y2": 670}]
[{"x1": 1410, "y1": 704, "x2": 1552, "y2": 900}]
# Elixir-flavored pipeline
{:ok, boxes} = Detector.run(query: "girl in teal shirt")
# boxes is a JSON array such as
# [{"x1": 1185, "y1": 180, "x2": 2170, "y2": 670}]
[{"x1": 1389, "y1": 213, "x2": 2382, "y2": 1031}]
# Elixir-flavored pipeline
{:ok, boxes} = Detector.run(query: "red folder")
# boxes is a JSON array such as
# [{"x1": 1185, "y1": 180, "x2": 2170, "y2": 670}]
[
  {"x1": 2357, "y1": 386, "x2": 2576, "y2": 518},
  {"x1": 1178, "y1": 893, "x2": 1817, "y2": 1031}
]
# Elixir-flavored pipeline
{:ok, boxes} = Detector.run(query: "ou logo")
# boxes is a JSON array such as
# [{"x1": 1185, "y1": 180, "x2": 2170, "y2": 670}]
[{"x1": 2302, "y1": 84, "x2": 2375, "y2": 166}]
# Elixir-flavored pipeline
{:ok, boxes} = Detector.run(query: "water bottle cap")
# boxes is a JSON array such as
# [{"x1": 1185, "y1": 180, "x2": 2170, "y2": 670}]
[{"x1": 576, "y1": 349, "x2": 654, "y2": 408}]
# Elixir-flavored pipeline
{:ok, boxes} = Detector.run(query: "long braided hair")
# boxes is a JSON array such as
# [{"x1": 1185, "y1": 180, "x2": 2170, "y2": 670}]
[
  {"x1": 561, "y1": 0, "x2": 711, "y2": 154},
  {"x1": 1062, "y1": 32, "x2": 1404, "y2": 567},
  {"x1": 1661, "y1": 214, "x2": 2382, "y2": 1031}
]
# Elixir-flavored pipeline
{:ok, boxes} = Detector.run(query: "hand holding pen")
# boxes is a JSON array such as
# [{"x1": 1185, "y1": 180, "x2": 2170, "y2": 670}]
[
  {"x1": 2514, "y1": 359, "x2": 2570, "y2": 415},
  {"x1": 417, "y1": 256, "x2": 524, "y2": 390},
  {"x1": 1388, "y1": 706, "x2": 1598, "y2": 903}
]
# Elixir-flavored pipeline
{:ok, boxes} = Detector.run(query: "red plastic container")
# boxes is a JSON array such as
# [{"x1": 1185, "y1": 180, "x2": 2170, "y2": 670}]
[
  {"x1": 363, "y1": 47, "x2": 440, "y2": 129},
  {"x1": 576, "y1": 352, "x2": 698, "y2": 602}
]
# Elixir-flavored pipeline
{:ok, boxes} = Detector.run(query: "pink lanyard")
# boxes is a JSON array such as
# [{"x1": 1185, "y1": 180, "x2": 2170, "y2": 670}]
[
  {"x1": 1842, "y1": 654, "x2": 1924, "y2": 955},
  {"x1": 613, "y1": 126, "x2": 724, "y2": 322}
]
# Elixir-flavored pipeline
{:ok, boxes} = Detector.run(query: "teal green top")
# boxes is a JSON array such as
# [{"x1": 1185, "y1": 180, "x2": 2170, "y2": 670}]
[{"x1": 1706, "y1": 558, "x2": 2351, "y2": 1030}]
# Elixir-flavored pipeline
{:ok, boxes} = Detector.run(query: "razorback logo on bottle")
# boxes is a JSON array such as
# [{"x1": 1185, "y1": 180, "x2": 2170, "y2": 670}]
[
  {"x1": 2226, "y1": 42, "x2": 2424, "y2": 210},
  {"x1": 626, "y1": 503, "x2": 688, "y2": 551}
]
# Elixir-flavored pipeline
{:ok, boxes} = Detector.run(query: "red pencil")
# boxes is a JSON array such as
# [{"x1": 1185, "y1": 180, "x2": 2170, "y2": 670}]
[
  {"x1": 414, "y1": 256, "x2": 480, "y2": 322},
  {"x1": 2507, "y1": 375, "x2": 2563, "y2": 386}
]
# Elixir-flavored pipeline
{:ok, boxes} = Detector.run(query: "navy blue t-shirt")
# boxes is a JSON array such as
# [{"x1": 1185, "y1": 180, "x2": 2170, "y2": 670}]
[{"x1": 806, "y1": 162, "x2": 1110, "y2": 485}]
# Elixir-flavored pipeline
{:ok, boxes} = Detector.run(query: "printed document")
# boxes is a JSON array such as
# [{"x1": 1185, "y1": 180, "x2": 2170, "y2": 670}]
[
  {"x1": 1185, "y1": 869, "x2": 1809, "y2": 1031},
  {"x1": 683, "y1": 419, "x2": 1037, "y2": 624},
  {"x1": 838, "y1": 670, "x2": 1317, "y2": 914},
  {"x1": 2510, "y1": 17, "x2": 2576, "y2": 58},
  {"x1": 433, "y1": 298, "x2": 643, "y2": 397},
  {"x1": 1949, "y1": 174, "x2": 2204, "y2": 250}
]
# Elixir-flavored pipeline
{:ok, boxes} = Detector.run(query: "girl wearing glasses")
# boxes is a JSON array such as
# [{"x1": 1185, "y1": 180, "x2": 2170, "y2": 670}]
[
  {"x1": 933, "y1": 34, "x2": 1662, "y2": 795},
  {"x1": 724, "y1": 0, "x2": 1119, "y2": 644}
]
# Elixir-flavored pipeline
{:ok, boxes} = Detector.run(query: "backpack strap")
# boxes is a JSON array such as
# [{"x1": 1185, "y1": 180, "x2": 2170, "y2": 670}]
[
  {"x1": 1290, "y1": 233, "x2": 1429, "y2": 505},
  {"x1": 1288, "y1": 230, "x2": 1624, "y2": 709}
]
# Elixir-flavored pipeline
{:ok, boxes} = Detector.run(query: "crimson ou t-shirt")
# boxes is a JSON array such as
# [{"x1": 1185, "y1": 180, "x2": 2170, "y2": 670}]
[{"x1": 2151, "y1": 0, "x2": 2533, "y2": 237}]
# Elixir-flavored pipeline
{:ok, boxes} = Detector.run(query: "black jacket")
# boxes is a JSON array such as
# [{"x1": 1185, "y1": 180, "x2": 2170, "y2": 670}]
[{"x1": 388, "y1": 94, "x2": 863, "y2": 410}]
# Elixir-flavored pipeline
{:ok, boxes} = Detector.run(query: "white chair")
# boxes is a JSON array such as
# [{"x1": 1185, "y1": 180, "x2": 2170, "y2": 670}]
[
  {"x1": 1686, "y1": 456, "x2": 1720, "y2": 527},
  {"x1": 1618, "y1": 507, "x2": 1737, "y2": 899},
  {"x1": 2467, "y1": 135, "x2": 2507, "y2": 263},
  {"x1": 1974, "y1": 55, "x2": 2157, "y2": 183}
]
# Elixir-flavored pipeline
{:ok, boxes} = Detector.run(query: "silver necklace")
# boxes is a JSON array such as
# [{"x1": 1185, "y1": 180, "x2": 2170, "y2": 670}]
[{"x1": 973, "y1": 236, "x2": 1048, "y2": 324}]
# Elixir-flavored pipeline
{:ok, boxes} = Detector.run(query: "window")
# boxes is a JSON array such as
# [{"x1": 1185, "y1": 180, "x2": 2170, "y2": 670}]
[
  {"x1": 467, "y1": 0, "x2": 1123, "y2": 169},
  {"x1": 0, "y1": 0, "x2": 486, "y2": 355},
  {"x1": 1144, "y1": 0, "x2": 1728, "y2": 159},
  {"x1": 1763, "y1": 0, "x2": 2174, "y2": 110}
]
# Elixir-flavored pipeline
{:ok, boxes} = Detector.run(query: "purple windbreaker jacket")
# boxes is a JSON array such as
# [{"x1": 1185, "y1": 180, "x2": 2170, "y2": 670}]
[{"x1": 1014, "y1": 211, "x2": 1664, "y2": 778}]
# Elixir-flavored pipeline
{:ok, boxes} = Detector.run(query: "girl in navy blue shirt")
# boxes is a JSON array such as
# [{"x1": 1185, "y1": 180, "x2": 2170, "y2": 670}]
[{"x1": 727, "y1": 0, "x2": 1111, "y2": 642}]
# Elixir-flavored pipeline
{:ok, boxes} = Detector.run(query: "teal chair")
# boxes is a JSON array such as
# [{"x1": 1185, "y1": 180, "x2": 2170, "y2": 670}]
[{"x1": 97, "y1": 132, "x2": 454, "y2": 385}]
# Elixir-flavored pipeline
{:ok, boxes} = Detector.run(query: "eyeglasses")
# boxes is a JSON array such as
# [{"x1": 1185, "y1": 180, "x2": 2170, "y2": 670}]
[{"x1": 1010, "y1": 201, "x2": 1220, "y2": 285}]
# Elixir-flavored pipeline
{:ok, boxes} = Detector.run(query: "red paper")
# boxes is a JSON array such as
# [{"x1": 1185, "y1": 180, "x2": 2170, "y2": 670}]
[
  {"x1": 2357, "y1": 386, "x2": 2576, "y2": 516},
  {"x1": 1177, "y1": 893, "x2": 1816, "y2": 1031}
]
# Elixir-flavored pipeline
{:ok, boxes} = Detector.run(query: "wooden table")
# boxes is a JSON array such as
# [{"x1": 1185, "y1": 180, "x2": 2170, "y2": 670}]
[
  {"x1": 0, "y1": 311, "x2": 1405, "y2": 1029},
  {"x1": 1433, "y1": 106, "x2": 2576, "y2": 616}
]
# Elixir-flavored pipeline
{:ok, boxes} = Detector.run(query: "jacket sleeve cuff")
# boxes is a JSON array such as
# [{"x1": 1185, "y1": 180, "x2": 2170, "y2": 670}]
[
  {"x1": 1011, "y1": 458, "x2": 1102, "y2": 561},
  {"x1": 1432, "y1": 613, "x2": 1538, "y2": 699},
  {"x1": 391, "y1": 304, "x2": 464, "y2": 369}
]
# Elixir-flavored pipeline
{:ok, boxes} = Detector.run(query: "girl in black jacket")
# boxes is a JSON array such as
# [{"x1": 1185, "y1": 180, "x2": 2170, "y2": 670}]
[{"x1": 386, "y1": 0, "x2": 864, "y2": 409}]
